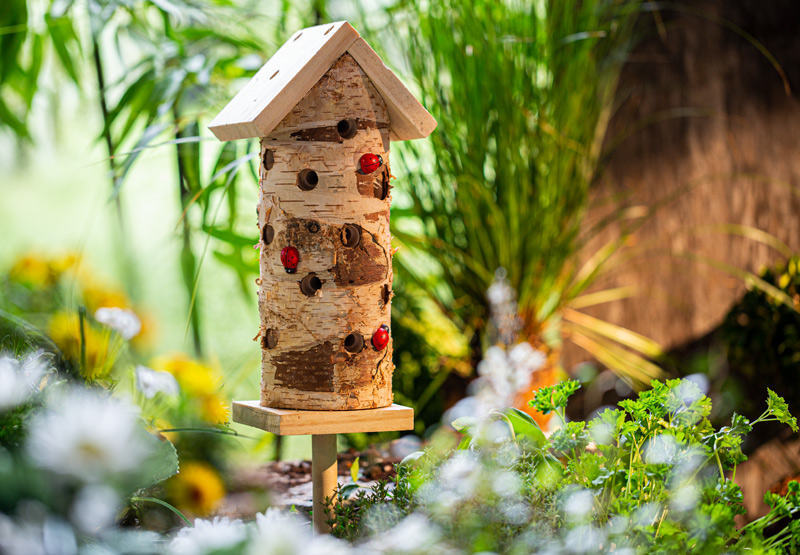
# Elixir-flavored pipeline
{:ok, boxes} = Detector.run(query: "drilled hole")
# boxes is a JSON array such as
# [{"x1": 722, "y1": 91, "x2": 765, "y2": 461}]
[
  {"x1": 297, "y1": 169, "x2": 319, "y2": 191},
  {"x1": 344, "y1": 332, "x2": 364, "y2": 353},
  {"x1": 263, "y1": 329, "x2": 278, "y2": 349},
  {"x1": 307, "y1": 221, "x2": 320, "y2": 233},
  {"x1": 270, "y1": 70, "x2": 280, "y2": 80},
  {"x1": 262, "y1": 224, "x2": 274, "y2": 245},
  {"x1": 337, "y1": 119, "x2": 358, "y2": 140},
  {"x1": 262, "y1": 149, "x2": 274, "y2": 171},
  {"x1": 293, "y1": 32, "x2": 303, "y2": 41},
  {"x1": 341, "y1": 224, "x2": 361, "y2": 248},
  {"x1": 374, "y1": 171, "x2": 389, "y2": 200},
  {"x1": 300, "y1": 273, "x2": 322, "y2": 296},
  {"x1": 324, "y1": 25, "x2": 335, "y2": 35}
]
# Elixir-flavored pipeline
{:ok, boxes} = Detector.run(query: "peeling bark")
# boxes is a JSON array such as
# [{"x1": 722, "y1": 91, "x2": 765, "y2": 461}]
[{"x1": 256, "y1": 53, "x2": 395, "y2": 410}]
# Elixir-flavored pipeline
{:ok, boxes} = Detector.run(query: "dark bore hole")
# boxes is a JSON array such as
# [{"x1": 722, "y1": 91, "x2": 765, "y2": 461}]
[
  {"x1": 262, "y1": 224, "x2": 274, "y2": 245},
  {"x1": 297, "y1": 169, "x2": 319, "y2": 191},
  {"x1": 337, "y1": 119, "x2": 358, "y2": 140},
  {"x1": 374, "y1": 171, "x2": 389, "y2": 200},
  {"x1": 262, "y1": 149, "x2": 275, "y2": 171},
  {"x1": 300, "y1": 273, "x2": 322, "y2": 296},
  {"x1": 307, "y1": 221, "x2": 320, "y2": 233},
  {"x1": 381, "y1": 284, "x2": 391, "y2": 305},
  {"x1": 341, "y1": 224, "x2": 361, "y2": 248},
  {"x1": 344, "y1": 332, "x2": 364, "y2": 353},
  {"x1": 263, "y1": 329, "x2": 278, "y2": 349}
]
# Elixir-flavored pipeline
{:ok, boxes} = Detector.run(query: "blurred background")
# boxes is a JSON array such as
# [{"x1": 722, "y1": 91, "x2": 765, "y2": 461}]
[{"x1": 2, "y1": 0, "x2": 799, "y2": 524}]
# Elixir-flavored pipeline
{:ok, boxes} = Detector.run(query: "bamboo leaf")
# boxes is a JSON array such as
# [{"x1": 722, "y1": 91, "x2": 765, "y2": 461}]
[{"x1": 45, "y1": 15, "x2": 80, "y2": 84}]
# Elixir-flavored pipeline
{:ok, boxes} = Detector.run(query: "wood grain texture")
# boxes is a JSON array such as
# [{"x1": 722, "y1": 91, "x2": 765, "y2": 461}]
[
  {"x1": 208, "y1": 23, "x2": 436, "y2": 142},
  {"x1": 232, "y1": 401, "x2": 414, "y2": 435},
  {"x1": 256, "y1": 54, "x2": 394, "y2": 410},
  {"x1": 347, "y1": 38, "x2": 437, "y2": 141},
  {"x1": 312, "y1": 434, "x2": 337, "y2": 532},
  {"x1": 563, "y1": 1, "x2": 800, "y2": 369}
]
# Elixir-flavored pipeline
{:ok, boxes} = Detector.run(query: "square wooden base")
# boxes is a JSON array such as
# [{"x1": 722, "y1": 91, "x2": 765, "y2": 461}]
[
  {"x1": 231, "y1": 401, "x2": 414, "y2": 436},
  {"x1": 232, "y1": 401, "x2": 414, "y2": 533}
]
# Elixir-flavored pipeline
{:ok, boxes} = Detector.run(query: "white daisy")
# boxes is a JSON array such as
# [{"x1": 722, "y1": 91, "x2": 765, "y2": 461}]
[
  {"x1": 25, "y1": 389, "x2": 153, "y2": 482},
  {"x1": 94, "y1": 307, "x2": 142, "y2": 340},
  {"x1": 170, "y1": 517, "x2": 248, "y2": 555},
  {"x1": 0, "y1": 350, "x2": 50, "y2": 409},
  {"x1": 71, "y1": 484, "x2": 121, "y2": 534},
  {"x1": 135, "y1": 365, "x2": 179, "y2": 398},
  {"x1": 249, "y1": 509, "x2": 350, "y2": 555}
]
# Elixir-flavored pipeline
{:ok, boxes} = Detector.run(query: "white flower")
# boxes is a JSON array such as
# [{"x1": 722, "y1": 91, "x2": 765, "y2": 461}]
[
  {"x1": 94, "y1": 307, "x2": 141, "y2": 340},
  {"x1": 248, "y1": 509, "x2": 350, "y2": 555},
  {"x1": 643, "y1": 434, "x2": 678, "y2": 465},
  {"x1": 361, "y1": 513, "x2": 442, "y2": 554},
  {"x1": 0, "y1": 350, "x2": 50, "y2": 409},
  {"x1": 563, "y1": 489, "x2": 594, "y2": 523},
  {"x1": 71, "y1": 484, "x2": 120, "y2": 534},
  {"x1": 170, "y1": 517, "x2": 248, "y2": 555},
  {"x1": 508, "y1": 342, "x2": 546, "y2": 383},
  {"x1": 473, "y1": 343, "x2": 546, "y2": 410},
  {"x1": 0, "y1": 513, "x2": 46, "y2": 555},
  {"x1": 563, "y1": 524, "x2": 606, "y2": 554},
  {"x1": 135, "y1": 365, "x2": 179, "y2": 398},
  {"x1": 26, "y1": 389, "x2": 153, "y2": 482}
]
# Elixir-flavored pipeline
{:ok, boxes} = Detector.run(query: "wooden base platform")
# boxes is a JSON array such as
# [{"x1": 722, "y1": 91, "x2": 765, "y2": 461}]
[
  {"x1": 232, "y1": 401, "x2": 414, "y2": 436},
  {"x1": 232, "y1": 400, "x2": 414, "y2": 533}
]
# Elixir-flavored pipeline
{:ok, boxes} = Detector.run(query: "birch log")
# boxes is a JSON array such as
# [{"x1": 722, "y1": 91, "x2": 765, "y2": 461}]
[{"x1": 256, "y1": 54, "x2": 394, "y2": 410}]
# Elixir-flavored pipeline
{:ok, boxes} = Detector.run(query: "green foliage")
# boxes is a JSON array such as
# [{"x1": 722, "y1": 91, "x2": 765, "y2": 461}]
[
  {"x1": 330, "y1": 380, "x2": 800, "y2": 553},
  {"x1": 767, "y1": 388, "x2": 799, "y2": 433},
  {"x1": 704, "y1": 255, "x2": 800, "y2": 433},
  {"x1": 530, "y1": 379, "x2": 581, "y2": 415},
  {"x1": 391, "y1": 0, "x2": 650, "y2": 372},
  {"x1": 326, "y1": 466, "x2": 414, "y2": 542}
]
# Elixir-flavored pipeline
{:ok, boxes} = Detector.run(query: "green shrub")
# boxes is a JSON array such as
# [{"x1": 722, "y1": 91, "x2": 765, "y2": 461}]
[{"x1": 328, "y1": 378, "x2": 800, "y2": 553}]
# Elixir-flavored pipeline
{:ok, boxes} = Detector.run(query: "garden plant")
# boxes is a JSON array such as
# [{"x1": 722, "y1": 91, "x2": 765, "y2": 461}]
[{"x1": 2, "y1": 0, "x2": 800, "y2": 553}]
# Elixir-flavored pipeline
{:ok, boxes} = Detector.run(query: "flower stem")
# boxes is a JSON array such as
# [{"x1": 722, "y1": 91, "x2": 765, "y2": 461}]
[{"x1": 131, "y1": 496, "x2": 193, "y2": 528}]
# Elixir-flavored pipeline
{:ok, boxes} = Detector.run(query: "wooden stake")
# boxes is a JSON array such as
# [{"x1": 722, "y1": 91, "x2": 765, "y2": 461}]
[{"x1": 311, "y1": 434, "x2": 338, "y2": 533}]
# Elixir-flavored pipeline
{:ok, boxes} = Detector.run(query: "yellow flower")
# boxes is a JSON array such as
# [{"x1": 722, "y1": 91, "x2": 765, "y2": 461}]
[
  {"x1": 80, "y1": 279, "x2": 131, "y2": 314},
  {"x1": 9, "y1": 255, "x2": 55, "y2": 287},
  {"x1": 50, "y1": 253, "x2": 79, "y2": 275},
  {"x1": 200, "y1": 394, "x2": 230, "y2": 424},
  {"x1": 8, "y1": 253, "x2": 78, "y2": 288},
  {"x1": 166, "y1": 461, "x2": 226, "y2": 517},
  {"x1": 152, "y1": 354, "x2": 221, "y2": 398},
  {"x1": 48, "y1": 311, "x2": 111, "y2": 380},
  {"x1": 151, "y1": 354, "x2": 229, "y2": 423}
]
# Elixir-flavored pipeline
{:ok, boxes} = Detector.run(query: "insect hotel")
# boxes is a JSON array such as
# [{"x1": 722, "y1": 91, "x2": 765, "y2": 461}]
[{"x1": 209, "y1": 21, "x2": 436, "y2": 531}]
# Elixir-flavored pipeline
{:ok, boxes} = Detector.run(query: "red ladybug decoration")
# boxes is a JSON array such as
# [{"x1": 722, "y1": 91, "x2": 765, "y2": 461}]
[
  {"x1": 280, "y1": 246, "x2": 299, "y2": 274},
  {"x1": 358, "y1": 153, "x2": 383, "y2": 175},
  {"x1": 371, "y1": 324, "x2": 390, "y2": 350}
]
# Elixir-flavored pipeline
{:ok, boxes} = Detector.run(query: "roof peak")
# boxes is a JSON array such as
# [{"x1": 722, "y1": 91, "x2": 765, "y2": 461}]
[{"x1": 209, "y1": 21, "x2": 436, "y2": 142}]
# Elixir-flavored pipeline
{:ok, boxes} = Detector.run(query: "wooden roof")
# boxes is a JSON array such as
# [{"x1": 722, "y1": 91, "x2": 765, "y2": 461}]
[{"x1": 209, "y1": 21, "x2": 436, "y2": 142}]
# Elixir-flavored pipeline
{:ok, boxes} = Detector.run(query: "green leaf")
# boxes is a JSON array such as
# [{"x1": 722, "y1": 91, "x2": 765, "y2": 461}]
[
  {"x1": 767, "y1": 389, "x2": 799, "y2": 432},
  {"x1": 451, "y1": 416, "x2": 477, "y2": 432},
  {"x1": 350, "y1": 456, "x2": 360, "y2": 483},
  {"x1": 112, "y1": 122, "x2": 170, "y2": 197},
  {"x1": 530, "y1": 379, "x2": 581, "y2": 414},
  {"x1": 178, "y1": 120, "x2": 201, "y2": 194},
  {"x1": 503, "y1": 408, "x2": 548, "y2": 447},
  {"x1": 45, "y1": 14, "x2": 80, "y2": 84},
  {"x1": 131, "y1": 434, "x2": 179, "y2": 490}
]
